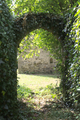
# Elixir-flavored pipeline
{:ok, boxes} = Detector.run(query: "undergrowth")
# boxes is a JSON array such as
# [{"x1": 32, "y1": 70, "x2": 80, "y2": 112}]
[{"x1": 17, "y1": 83, "x2": 80, "y2": 120}]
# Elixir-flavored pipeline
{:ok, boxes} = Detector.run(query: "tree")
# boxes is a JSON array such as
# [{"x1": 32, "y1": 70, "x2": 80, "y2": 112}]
[{"x1": 0, "y1": 0, "x2": 79, "y2": 119}]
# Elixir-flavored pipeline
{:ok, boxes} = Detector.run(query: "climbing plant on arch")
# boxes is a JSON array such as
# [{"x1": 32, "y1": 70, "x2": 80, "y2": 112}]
[{"x1": 0, "y1": 0, "x2": 80, "y2": 119}]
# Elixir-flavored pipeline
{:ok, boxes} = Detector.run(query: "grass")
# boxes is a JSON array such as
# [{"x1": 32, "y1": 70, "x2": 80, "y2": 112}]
[
  {"x1": 17, "y1": 74, "x2": 79, "y2": 120},
  {"x1": 17, "y1": 74, "x2": 60, "y2": 92}
]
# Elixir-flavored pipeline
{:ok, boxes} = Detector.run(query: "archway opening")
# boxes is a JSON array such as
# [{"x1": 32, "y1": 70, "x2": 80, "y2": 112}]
[
  {"x1": 16, "y1": 28, "x2": 64, "y2": 119},
  {"x1": 17, "y1": 28, "x2": 63, "y2": 74}
]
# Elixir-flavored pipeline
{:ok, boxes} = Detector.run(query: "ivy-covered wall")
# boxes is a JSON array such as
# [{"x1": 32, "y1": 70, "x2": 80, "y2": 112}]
[
  {"x1": 0, "y1": 0, "x2": 79, "y2": 119},
  {"x1": 60, "y1": 5, "x2": 80, "y2": 106},
  {"x1": 0, "y1": 1, "x2": 64, "y2": 118},
  {"x1": 0, "y1": 1, "x2": 18, "y2": 119}
]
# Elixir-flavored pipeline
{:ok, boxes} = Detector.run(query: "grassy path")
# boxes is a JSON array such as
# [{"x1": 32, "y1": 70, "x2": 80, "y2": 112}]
[{"x1": 17, "y1": 74, "x2": 79, "y2": 120}]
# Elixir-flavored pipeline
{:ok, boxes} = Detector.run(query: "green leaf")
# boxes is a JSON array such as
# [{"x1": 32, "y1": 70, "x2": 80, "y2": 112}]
[{"x1": 2, "y1": 91, "x2": 5, "y2": 96}]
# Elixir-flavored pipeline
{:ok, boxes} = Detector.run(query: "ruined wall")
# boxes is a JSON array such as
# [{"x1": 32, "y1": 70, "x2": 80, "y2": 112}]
[{"x1": 18, "y1": 49, "x2": 57, "y2": 74}]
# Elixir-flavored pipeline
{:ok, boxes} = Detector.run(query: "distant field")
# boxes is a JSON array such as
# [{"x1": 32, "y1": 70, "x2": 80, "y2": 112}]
[{"x1": 17, "y1": 74, "x2": 60, "y2": 91}]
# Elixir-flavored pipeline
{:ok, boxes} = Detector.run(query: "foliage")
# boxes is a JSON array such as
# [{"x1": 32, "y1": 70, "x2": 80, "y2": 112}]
[
  {"x1": 18, "y1": 29, "x2": 62, "y2": 65},
  {"x1": 0, "y1": 0, "x2": 18, "y2": 119},
  {"x1": 0, "y1": 0, "x2": 80, "y2": 119},
  {"x1": 6, "y1": 0, "x2": 73, "y2": 16},
  {"x1": 66, "y1": 4, "x2": 80, "y2": 105},
  {"x1": 59, "y1": 2, "x2": 80, "y2": 107},
  {"x1": 8, "y1": 0, "x2": 80, "y2": 105},
  {"x1": 17, "y1": 0, "x2": 77, "y2": 61},
  {"x1": 17, "y1": 0, "x2": 80, "y2": 108},
  {"x1": 17, "y1": 74, "x2": 75, "y2": 120},
  {"x1": 17, "y1": 85, "x2": 33, "y2": 99},
  {"x1": 17, "y1": 74, "x2": 61, "y2": 100}
]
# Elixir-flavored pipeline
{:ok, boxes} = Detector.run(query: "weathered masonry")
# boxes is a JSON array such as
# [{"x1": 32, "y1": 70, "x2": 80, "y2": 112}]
[{"x1": 18, "y1": 49, "x2": 57, "y2": 74}]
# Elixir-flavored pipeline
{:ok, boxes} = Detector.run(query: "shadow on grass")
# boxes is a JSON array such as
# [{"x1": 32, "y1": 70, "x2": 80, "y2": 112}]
[
  {"x1": 18, "y1": 73, "x2": 61, "y2": 79},
  {"x1": 33, "y1": 74, "x2": 61, "y2": 78},
  {"x1": 17, "y1": 85, "x2": 75, "y2": 120},
  {"x1": 17, "y1": 98, "x2": 75, "y2": 120}
]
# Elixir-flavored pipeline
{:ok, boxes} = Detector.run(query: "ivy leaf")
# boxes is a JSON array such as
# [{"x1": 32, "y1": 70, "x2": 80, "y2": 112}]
[
  {"x1": 0, "y1": 116, "x2": 5, "y2": 120},
  {"x1": 0, "y1": 41, "x2": 2, "y2": 45},
  {"x1": 0, "y1": 59, "x2": 4, "y2": 64},
  {"x1": 2, "y1": 91, "x2": 5, "y2": 96},
  {"x1": 0, "y1": 10, "x2": 2, "y2": 13},
  {"x1": 4, "y1": 105, "x2": 8, "y2": 110}
]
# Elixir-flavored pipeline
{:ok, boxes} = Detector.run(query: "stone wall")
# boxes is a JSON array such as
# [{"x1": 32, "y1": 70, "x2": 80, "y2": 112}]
[{"x1": 18, "y1": 49, "x2": 57, "y2": 74}]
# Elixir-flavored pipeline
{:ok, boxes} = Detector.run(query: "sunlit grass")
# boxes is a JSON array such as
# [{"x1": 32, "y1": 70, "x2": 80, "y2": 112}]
[
  {"x1": 17, "y1": 74, "x2": 61, "y2": 103},
  {"x1": 17, "y1": 74, "x2": 76, "y2": 120},
  {"x1": 17, "y1": 74, "x2": 60, "y2": 92},
  {"x1": 17, "y1": 85, "x2": 33, "y2": 99}
]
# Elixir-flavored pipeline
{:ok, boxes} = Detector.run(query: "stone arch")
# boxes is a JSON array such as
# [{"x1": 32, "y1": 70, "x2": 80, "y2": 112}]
[
  {"x1": 14, "y1": 13, "x2": 65, "y2": 75},
  {"x1": 0, "y1": 2, "x2": 66, "y2": 118},
  {"x1": 14, "y1": 13, "x2": 65, "y2": 47}
]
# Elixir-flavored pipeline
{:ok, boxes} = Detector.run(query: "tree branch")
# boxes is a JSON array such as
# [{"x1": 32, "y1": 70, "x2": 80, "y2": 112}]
[{"x1": 13, "y1": 13, "x2": 65, "y2": 46}]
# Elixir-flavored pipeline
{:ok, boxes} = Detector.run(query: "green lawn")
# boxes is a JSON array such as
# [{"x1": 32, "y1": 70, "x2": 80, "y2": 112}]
[
  {"x1": 17, "y1": 74, "x2": 79, "y2": 120},
  {"x1": 17, "y1": 74, "x2": 60, "y2": 91}
]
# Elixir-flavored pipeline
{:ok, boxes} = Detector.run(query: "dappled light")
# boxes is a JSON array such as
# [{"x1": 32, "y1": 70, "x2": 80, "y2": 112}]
[
  {"x1": 17, "y1": 74, "x2": 75, "y2": 120},
  {"x1": 0, "y1": 0, "x2": 80, "y2": 119},
  {"x1": 18, "y1": 96, "x2": 75, "y2": 120}
]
